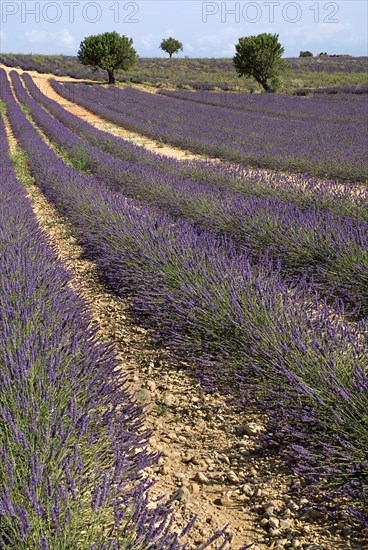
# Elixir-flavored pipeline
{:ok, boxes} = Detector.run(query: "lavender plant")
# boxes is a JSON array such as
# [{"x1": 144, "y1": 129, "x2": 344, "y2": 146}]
[
  {"x1": 0, "y1": 100, "x2": 223, "y2": 548},
  {"x1": 53, "y1": 80, "x2": 368, "y2": 181},
  {"x1": 157, "y1": 87, "x2": 365, "y2": 122},
  {"x1": 1, "y1": 69, "x2": 367, "y2": 525},
  {"x1": 23, "y1": 73, "x2": 368, "y2": 223},
  {"x1": 12, "y1": 72, "x2": 368, "y2": 316},
  {"x1": 1, "y1": 53, "x2": 367, "y2": 89}
]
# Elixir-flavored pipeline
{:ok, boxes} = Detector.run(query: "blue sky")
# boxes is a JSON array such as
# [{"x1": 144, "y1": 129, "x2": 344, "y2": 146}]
[{"x1": 1, "y1": 1, "x2": 367, "y2": 57}]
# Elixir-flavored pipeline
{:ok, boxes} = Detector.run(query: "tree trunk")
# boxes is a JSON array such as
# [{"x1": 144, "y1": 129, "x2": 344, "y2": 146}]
[
  {"x1": 262, "y1": 81, "x2": 272, "y2": 93},
  {"x1": 169, "y1": 53, "x2": 172, "y2": 58},
  {"x1": 108, "y1": 70, "x2": 115, "y2": 84}
]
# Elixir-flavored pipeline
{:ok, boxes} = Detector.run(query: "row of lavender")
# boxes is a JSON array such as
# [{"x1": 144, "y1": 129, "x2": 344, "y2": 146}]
[
  {"x1": 13, "y1": 72, "x2": 368, "y2": 316},
  {"x1": 0, "y1": 54, "x2": 180, "y2": 87},
  {"x1": 2, "y1": 54, "x2": 368, "y2": 78},
  {"x1": 2, "y1": 69, "x2": 367, "y2": 526},
  {"x1": 43, "y1": 79, "x2": 367, "y2": 222},
  {"x1": 157, "y1": 88, "x2": 367, "y2": 118},
  {"x1": 294, "y1": 85, "x2": 368, "y2": 96},
  {"x1": 0, "y1": 105, "x2": 201, "y2": 547},
  {"x1": 0, "y1": 54, "x2": 241, "y2": 90},
  {"x1": 286, "y1": 56, "x2": 368, "y2": 73},
  {"x1": 0, "y1": 53, "x2": 108, "y2": 81},
  {"x1": 53, "y1": 81, "x2": 368, "y2": 182}
]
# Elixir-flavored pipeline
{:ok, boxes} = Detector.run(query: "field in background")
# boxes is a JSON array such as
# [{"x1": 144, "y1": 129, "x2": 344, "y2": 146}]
[
  {"x1": 52, "y1": 79, "x2": 368, "y2": 182},
  {"x1": 1, "y1": 53, "x2": 368, "y2": 92},
  {"x1": 0, "y1": 54, "x2": 367, "y2": 545}
]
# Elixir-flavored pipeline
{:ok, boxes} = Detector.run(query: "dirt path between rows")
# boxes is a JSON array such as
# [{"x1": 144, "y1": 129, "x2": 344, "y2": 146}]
[
  {"x1": 3, "y1": 68, "x2": 366, "y2": 549},
  {"x1": 1, "y1": 65, "x2": 202, "y2": 160},
  {"x1": 3, "y1": 63, "x2": 365, "y2": 204}
]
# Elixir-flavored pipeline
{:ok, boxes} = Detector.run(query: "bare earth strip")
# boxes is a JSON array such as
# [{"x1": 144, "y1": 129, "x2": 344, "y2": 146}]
[
  {"x1": 1, "y1": 65, "x2": 201, "y2": 159},
  {"x1": 3, "y1": 64, "x2": 365, "y2": 204},
  {"x1": 3, "y1": 70, "x2": 363, "y2": 549},
  {"x1": 4, "y1": 60, "x2": 367, "y2": 212}
]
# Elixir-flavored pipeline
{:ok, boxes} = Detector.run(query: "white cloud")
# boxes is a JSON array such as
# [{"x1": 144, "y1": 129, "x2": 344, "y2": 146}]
[
  {"x1": 25, "y1": 28, "x2": 75, "y2": 49},
  {"x1": 55, "y1": 29, "x2": 76, "y2": 49},
  {"x1": 25, "y1": 30, "x2": 48, "y2": 44},
  {"x1": 194, "y1": 29, "x2": 239, "y2": 55},
  {"x1": 195, "y1": 28, "x2": 239, "y2": 49},
  {"x1": 163, "y1": 28, "x2": 176, "y2": 37},
  {"x1": 193, "y1": 26, "x2": 273, "y2": 54},
  {"x1": 0, "y1": 31, "x2": 8, "y2": 42},
  {"x1": 221, "y1": 43, "x2": 236, "y2": 57},
  {"x1": 283, "y1": 22, "x2": 364, "y2": 48},
  {"x1": 140, "y1": 33, "x2": 156, "y2": 50}
]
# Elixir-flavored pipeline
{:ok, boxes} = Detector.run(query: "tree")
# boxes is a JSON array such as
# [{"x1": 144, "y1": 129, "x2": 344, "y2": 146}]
[
  {"x1": 233, "y1": 33, "x2": 285, "y2": 92},
  {"x1": 159, "y1": 37, "x2": 183, "y2": 58},
  {"x1": 299, "y1": 50, "x2": 313, "y2": 57},
  {"x1": 78, "y1": 31, "x2": 137, "y2": 84}
]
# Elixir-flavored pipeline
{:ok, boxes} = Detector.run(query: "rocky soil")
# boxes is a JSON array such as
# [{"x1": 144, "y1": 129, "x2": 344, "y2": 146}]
[{"x1": 2, "y1": 67, "x2": 367, "y2": 548}]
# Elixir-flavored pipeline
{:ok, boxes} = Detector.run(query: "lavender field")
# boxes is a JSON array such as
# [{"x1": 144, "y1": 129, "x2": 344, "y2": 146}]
[
  {"x1": 0, "y1": 70, "x2": 231, "y2": 548},
  {"x1": 157, "y1": 87, "x2": 368, "y2": 114},
  {"x1": 11, "y1": 72, "x2": 368, "y2": 316},
  {"x1": 1, "y1": 53, "x2": 367, "y2": 91},
  {"x1": 0, "y1": 64, "x2": 368, "y2": 548},
  {"x1": 52, "y1": 80, "x2": 368, "y2": 181}
]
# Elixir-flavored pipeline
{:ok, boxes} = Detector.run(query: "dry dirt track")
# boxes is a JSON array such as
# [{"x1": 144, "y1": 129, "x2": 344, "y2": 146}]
[
  {"x1": 1, "y1": 65, "x2": 364, "y2": 549},
  {"x1": 2, "y1": 65, "x2": 202, "y2": 160}
]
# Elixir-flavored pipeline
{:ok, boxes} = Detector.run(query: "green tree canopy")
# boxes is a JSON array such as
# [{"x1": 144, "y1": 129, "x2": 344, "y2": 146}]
[
  {"x1": 299, "y1": 50, "x2": 314, "y2": 57},
  {"x1": 233, "y1": 33, "x2": 285, "y2": 92},
  {"x1": 78, "y1": 31, "x2": 137, "y2": 84},
  {"x1": 159, "y1": 37, "x2": 183, "y2": 58}
]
